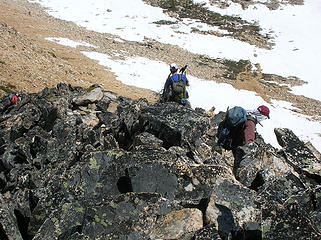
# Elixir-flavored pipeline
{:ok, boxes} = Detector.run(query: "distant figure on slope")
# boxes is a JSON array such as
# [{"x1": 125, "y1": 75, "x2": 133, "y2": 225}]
[
  {"x1": 163, "y1": 63, "x2": 190, "y2": 106},
  {"x1": 8, "y1": 92, "x2": 26, "y2": 105}
]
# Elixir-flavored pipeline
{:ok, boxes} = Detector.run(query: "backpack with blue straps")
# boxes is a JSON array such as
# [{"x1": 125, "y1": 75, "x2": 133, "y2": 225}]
[{"x1": 216, "y1": 106, "x2": 247, "y2": 150}]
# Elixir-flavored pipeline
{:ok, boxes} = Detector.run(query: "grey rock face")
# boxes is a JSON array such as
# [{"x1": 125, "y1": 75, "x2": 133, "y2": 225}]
[
  {"x1": 0, "y1": 84, "x2": 320, "y2": 240},
  {"x1": 72, "y1": 87, "x2": 103, "y2": 105},
  {"x1": 206, "y1": 179, "x2": 260, "y2": 237},
  {"x1": 138, "y1": 102, "x2": 209, "y2": 148},
  {"x1": 275, "y1": 128, "x2": 321, "y2": 184}
]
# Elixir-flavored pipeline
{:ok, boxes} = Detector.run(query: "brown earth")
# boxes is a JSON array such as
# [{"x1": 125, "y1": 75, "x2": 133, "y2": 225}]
[
  {"x1": 0, "y1": 0, "x2": 320, "y2": 121},
  {"x1": 0, "y1": 0, "x2": 159, "y2": 103}
]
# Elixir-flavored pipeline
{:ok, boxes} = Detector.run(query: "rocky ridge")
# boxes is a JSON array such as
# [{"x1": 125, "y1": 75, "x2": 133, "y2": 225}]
[{"x1": 0, "y1": 84, "x2": 320, "y2": 239}]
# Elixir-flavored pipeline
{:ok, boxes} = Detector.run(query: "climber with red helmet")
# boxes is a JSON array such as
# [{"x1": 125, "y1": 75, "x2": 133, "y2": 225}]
[
  {"x1": 8, "y1": 93, "x2": 26, "y2": 105},
  {"x1": 243, "y1": 105, "x2": 270, "y2": 145}
]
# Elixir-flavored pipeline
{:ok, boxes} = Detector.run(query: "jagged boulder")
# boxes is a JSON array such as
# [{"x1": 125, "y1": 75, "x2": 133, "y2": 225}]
[
  {"x1": 192, "y1": 224, "x2": 222, "y2": 239},
  {"x1": 0, "y1": 84, "x2": 320, "y2": 240},
  {"x1": 233, "y1": 142, "x2": 266, "y2": 188},
  {"x1": 258, "y1": 172, "x2": 320, "y2": 239},
  {"x1": 232, "y1": 135, "x2": 296, "y2": 191},
  {"x1": 33, "y1": 192, "x2": 182, "y2": 240},
  {"x1": 137, "y1": 102, "x2": 209, "y2": 148},
  {"x1": 132, "y1": 131, "x2": 163, "y2": 148},
  {"x1": 205, "y1": 179, "x2": 261, "y2": 238},
  {"x1": 150, "y1": 208, "x2": 203, "y2": 239},
  {"x1": 72, "y1": 86, "x2": 103, "y2": 106},
  {"x1": 0, "y1": 196, "x2": 24, "y2": 240},
  {"x1": 274, "y1": 128, "x2": 321, "y2": 185}
]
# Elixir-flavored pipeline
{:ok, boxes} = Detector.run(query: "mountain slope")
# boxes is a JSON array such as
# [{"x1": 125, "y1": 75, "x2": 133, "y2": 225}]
[
  {"x1": 0, "y1": 0, "x2": 158, "y2": 103},
  {"x1": 1, "y1": 0, "x2": 320, "y2": 120}
]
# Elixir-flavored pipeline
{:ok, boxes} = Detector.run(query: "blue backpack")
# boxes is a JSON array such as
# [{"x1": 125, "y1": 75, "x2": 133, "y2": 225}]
[
  {"x1": 216, "y1": 106, "x2": 247, "y2": 150},
  {"x1": 8, "y1": 93, "x2": 15, "y2": 100}
]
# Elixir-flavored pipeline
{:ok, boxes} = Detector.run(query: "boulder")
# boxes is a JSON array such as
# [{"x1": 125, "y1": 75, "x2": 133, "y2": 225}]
[
  {"x1": 192, "y1": 224, "x2": 222, "y2": 239},
  {"x1": 257, "y1": 172, "x2": 321, "y2": 239},
  {"x1": 150, "y1": 208, "x2": 203, "y2": 239},
  {"x1": 206, "y1": 179, "x2": 261, "y2": 238},
  {"x1": 0, "y1": 196, "x2": 24, "y2": 240},
  {"x1": 0, "y1": 84, "x2": 320, "y2": 240},
  {"x1": 275, "y1": 128, "x2": 321, "y2": 185},
  {"x1": 138, "y1": 102, "x2": 209, "y2": 148},
  {"x1": 33, "y1": 192, "x2": 181, "y2": 239},
  {"x1": 132, "y1": 132, "x2": 163, "y2": 148},
  {"x1": 72, "y1": 87, "x2": 103, "y2": 106}
]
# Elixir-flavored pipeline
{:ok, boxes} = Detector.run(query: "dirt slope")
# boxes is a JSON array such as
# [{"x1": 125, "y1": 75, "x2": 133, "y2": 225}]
[{"x1": 0, "y1": 0, "x2": 158, "y2": 102}]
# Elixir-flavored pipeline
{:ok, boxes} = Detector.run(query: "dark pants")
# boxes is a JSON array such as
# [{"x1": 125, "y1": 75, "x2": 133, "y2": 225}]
[{"x1": 243, "y1": 120, "x2": 256, "y2": 145}]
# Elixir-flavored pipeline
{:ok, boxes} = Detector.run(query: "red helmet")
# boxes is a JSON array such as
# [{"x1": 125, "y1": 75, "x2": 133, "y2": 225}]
[
  {"x1": 10, "y1": 95, "x2": 17, "y2": 104},
  {"x1": 258, "y1": 105, "x2": 270, "y2": 119}
]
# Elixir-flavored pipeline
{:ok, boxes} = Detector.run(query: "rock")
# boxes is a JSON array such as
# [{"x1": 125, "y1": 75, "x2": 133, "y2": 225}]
[
  {"x1": 72, "y1": 87, "x2": 103, "y2": 106},
  {"x1": 150, "y1": 208, "x2": 203, "y2": 239},
  {"x1": 0, "y1": 196, "x2": 24, "y2": 240},
  {"x1": 192, "y1": 224, "x2": 222, "y2": 239},
  {"x1": 0, "y1": 172, "x2": 6, "y2": 191},
  {"x1": 32, "y1": 192, "x2": 176, "y2": 239},
  {"x1": 257, "y1": 172, "x2": 321, "y2": 239},
  {"x1": 206, "y1": 179, "x2": 261, "y2": 237},
  {"x1": 261, "y1": 185, "x2": 321, "y2": 239},
  {"x1": 0, "y1": 84, "x2": 320, "y2": 239},
  {"x1": 132, "y1": 132, "x2": 163, "y2": 148},
  {"x1": 130, "y1": 162, "x2": 179, "y2": 199},
  {"x1": 138, "y1": 102, "x2": 209, "y2": 149},
  {"x1": 233, "y1": 142, "x2": 266, "y2": 188},
  {"x1": 274, "y1": 128, "x2": 321, "y2": 185},
  {"x1": 68, "y1": 232, "x2": 91, "y2": 240}
]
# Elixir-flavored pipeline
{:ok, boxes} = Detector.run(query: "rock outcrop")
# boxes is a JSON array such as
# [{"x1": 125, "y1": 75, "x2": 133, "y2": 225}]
[{"x1": 0, "y1": 84, "x2": 320, "y2": 240}]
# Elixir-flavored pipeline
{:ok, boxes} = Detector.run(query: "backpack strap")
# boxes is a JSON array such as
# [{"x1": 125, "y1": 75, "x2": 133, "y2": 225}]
[
  {"x1": 180, "y1": 74, "x2": 187, "y2": 99},
  {"x1": 169, "y1": 75, "x2": 174, "y2": 85},
  {"x1": 170, "y1": 74, "x2": 185, "y2": 87},
  {"x1": 169, "y1": 75, "x2": 175, "y2": 95},
  {"x1": 246, "y1": 115, "x2": 257, "y2": 124}
]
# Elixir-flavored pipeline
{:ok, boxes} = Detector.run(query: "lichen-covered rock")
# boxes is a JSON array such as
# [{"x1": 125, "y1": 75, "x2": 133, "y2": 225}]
[
  {"x1": 233, "y1": 138, "x2": 289, "y2": 190},
  {"x1": 258, "y1": 172, "x2": 321, "y2": 239},
  {"x1": 206, "y1": 179, "x2": 261, "y2": 237},
  {"x1": 32, "y1": 200, "x2": 85, "y2": 240},
  {"x1": 32, "y1": 192, "x2": 179, "y2": 239},
  {"x1": 0, "y1": 84, "x2": 320, "y2": 240},
  {"x1": 132, "y1": 131, "x2": 163, "y2": 148},
  {"x1": 274, "y1": 128, "x2": 321, "y2": 185},
  {"x1": 0, "y1": 196, "x2": 24, "y2": 240},
  {"x1": 138, "y1": 102, "x2": 209, "y2": 148},
  {"x1": 261, "y1": 186, "x2": 321, "y2": 240},
  {"x1": 192, "y1": 224, "x2": 222, "y2": 239},
  {"x1": 150, "y1": 208, "x2": 203, "y2": 239}
]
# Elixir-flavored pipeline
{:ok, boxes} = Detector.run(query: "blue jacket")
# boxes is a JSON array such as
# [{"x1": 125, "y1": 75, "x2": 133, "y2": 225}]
[{"x1": 164, "y1": 74, "x2": 189, "y2": 89}]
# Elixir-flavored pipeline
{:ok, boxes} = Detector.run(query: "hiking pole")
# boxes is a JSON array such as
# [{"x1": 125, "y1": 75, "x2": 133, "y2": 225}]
[
  {"x1": 179, "y1": 65, "x2": 188, "y2": 105},
  {"x1": 255, "y1": 116, "x2": 263, "y2": 127},
  {"x1": 179, "y1": 65, "x2": 187, "y2": 74}
]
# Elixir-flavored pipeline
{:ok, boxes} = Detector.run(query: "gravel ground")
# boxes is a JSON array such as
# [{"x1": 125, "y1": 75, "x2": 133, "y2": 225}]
[{"x1": 0, "y1": 0, "x2": 319, "y2": 120}]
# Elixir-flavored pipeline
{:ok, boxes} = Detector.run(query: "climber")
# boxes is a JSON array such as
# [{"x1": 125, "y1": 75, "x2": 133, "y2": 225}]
[
  {"x1": 216, "y1": 105, "x2": 270, "y2": 150},
  {"x1": 8, "y1": 93, "x2": 26, "y2": 105},
  {"x1": 163, "y1": 63, "x2": 190, "y2": 106},
  {"x1": 242, "y1": 105, "x2": 270, "y2": 145},
  {"x1": 9, "y1": 93, "x2": 18, "y2": 104}
]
